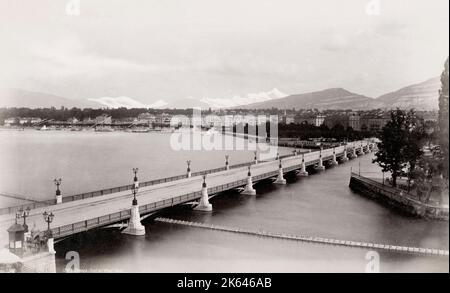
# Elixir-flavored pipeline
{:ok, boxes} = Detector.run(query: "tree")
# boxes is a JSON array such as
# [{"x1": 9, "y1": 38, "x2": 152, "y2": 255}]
[
  {"x1": 373, "y1": 109, "x2": 424, "y2": 187},
  {"x1": 438, "y1": 58, "x2": 449, "y2": 179},
  {"x1": 403, "y1": 110, "x2": 425, "y2": 190}
]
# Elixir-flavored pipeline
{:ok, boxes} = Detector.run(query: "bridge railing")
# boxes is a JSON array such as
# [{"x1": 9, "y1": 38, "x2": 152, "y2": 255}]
[
  {"x1": 0, "y1": 159, "x2": 255, "y2": 215},
  {"x1": 47, "y1": 168, "x2": 284, "y2": 239}
]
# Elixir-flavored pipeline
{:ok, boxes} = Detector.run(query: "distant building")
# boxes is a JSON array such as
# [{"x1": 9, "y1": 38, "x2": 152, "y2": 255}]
[
  {"x1": 95, "y1": 115, "x2": 112, "y2": 124},
  {"x1": 30, "y1": 117, "x2": 42, "y2": 124},
  {"x1": 294, "y1": 114, "x2": 325, "y2": 126},
  {"x1": 156, "y1": 113, "x2": 172, "y2": 125},
  {"x1": 323, "y1": 114, "x2": 348, "y2": 129},
  {"x1": 137, "y1": 112, "x2": 156, "y2": 123},
  {"x1": 203, "y1": 115, "x2": 222, "y2": 127},
  {"x1": 19, "y1": 118, "x2": 29, "y2": 125},
  {"x1": 82, "y1": 117, "x2": 95, "y2": 124},
  {"x1": 171, "y1": 115, "x2": 191, "y2": 127},
  {"x1": 360, "y1": 115, "x2": 390, "y2": 131},
  {"x1": 14, "y1": 117, "x2": 41, "y2": 125},
  {"x1": 3, "y1": 117, "x2": 18, "y2": 126},
  {"x1": 313, "y1": 114, "x2": 326, "y2": 127},
  {"x1": 280, "y1": 111, "x2": 295, "y2": 124},
  {"x1": 67, "y1": 117, "x2": 79, "y2": 124},
  {"x1": 348, "y1": 113, "x2": 361, "y2": 131},
  {"x1": 420, "y1": 112, "x2": 438, "y2": 122}
]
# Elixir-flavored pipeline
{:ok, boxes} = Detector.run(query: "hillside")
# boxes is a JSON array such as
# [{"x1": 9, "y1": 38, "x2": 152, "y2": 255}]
[
  {"x1": 237, "y1": 88, "x2": 383, "y2": 110},
  {"x1": 0, "y1": 88, "x2": 100, "y2": 109},
  {"x1": 376, "y1": 77, "x2": 441, "y2": 111}
]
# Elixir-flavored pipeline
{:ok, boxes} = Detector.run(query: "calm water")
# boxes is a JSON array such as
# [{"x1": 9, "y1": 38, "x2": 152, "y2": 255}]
[{"x1": 0, "y1": 130, "x2": 448, "y2": 272}]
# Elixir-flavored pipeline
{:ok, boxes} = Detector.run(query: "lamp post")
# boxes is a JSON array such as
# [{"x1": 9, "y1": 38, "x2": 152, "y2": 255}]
[
  {"x1": 202, "y1": 174, "x2": 207, "y2": 188},
  {"x1": 122, "y1": 167, "x2": 146, "y2": 235},
  {"x1": 54, "y1": 178, "x2": 62, "y2": 204},
  {"x1": 42, "y1": 211, "x2": 54, "y2": 238},
  {"x1": 132, "y1": 168, "x2": 139, "y2": 206},
  {"x1": 186, "y1": 160, "x2": 192, "y2": 177},
  {"x1": 194, "y1": 174, "x2": 212, "y2": 211},
  {"x1": 18, "y1": 207, "x2": 31, "y2": 233},
  {"x1": 15, "y1": 210, "x2": 20, "y2": 224}
]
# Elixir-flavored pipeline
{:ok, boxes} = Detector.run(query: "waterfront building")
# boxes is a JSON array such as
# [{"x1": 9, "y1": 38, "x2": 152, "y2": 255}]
[
  {"x1": 19, "y1": 118, "x2": 29, "y2": 125},
  {"x1": 67, "y1": 117, "x2": 79, "y2": 124},
  {"x1": 137, "y1": 112, "x2": 157, "y2": 124},
  {"x1": 30, "y1": 118, "x2": 42, "y2": 124},
  {"x1": 95, "y1": 115, "x2": 112, "y2": 125},
  {"x1": 3, "y1": 117, "x2": 18, "y2": 126},
  {"x1": 82, "y1": 117, "x2": 95, "y2": 124}
]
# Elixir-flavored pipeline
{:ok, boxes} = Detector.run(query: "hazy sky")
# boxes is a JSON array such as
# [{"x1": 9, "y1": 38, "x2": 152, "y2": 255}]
[{"x1": 0, "y1": 0, "x2": 448, "y2": 103}]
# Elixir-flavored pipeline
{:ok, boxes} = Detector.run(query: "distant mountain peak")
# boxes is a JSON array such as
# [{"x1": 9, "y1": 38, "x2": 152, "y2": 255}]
[
  {"x1": 199, "y1": 88, "x2": 288, "y2": 108},
  {"x1": 88, "y1": 96, "x2": 152, "y2": 109},
  {"x1": 148, "y1": 99, "x2": 168, "y2": 108}
]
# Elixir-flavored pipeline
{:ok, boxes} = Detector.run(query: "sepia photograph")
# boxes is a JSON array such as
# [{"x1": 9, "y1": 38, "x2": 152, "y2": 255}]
[{"x1": 0, "y1": 0, "x2": 448, "y2": 278}]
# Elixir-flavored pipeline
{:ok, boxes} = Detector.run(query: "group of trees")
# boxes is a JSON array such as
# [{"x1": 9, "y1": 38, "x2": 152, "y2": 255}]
[
  {"x1": 438, "y1": 59, "x2": 449, "y2": 179},
  {"x1": 374, "y1": 58, "x2": 449, "y2": 201},
  {"x1": 278, "y1": 123, "x2": 375, "y2": 141},
  {"x1": 373, "y1": 109, "x2": 426, "y2": 187}
]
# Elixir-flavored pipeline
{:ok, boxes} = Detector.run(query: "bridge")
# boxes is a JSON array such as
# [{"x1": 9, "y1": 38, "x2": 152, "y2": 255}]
[{"x1": 0, "y1": 140, "x2": 375, "y2": 248}]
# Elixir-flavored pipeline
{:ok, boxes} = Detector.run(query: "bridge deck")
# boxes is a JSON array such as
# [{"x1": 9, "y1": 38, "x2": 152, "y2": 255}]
[{"x1": 0, "y1": 141, "x2": 372, "y2": 242}]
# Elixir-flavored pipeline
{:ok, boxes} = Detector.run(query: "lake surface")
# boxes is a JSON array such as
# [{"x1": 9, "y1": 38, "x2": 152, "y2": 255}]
[{"x1": 0, "y1": 130, "x2": 448, "y2": 272}]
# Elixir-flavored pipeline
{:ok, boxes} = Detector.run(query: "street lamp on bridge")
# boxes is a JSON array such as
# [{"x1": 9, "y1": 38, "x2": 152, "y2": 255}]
[
  {"x1": 202, "y1": 174, "x2": 207, "y2": 188},
  {"x1": 132, "y1": 168, "x2": 139, "y2": 206},
  {"x1": 42, "y1": 211, "x2": 54, "y2": 238},
  {"x1": 17, "y1": 207, "x2": 31, "y2": 233},
  {"x1": 186, "y1": 160, "x2": 191, "y2": 177},
  {"x1": 54, "y1": 178, "x2": 62, "y2": 204}
]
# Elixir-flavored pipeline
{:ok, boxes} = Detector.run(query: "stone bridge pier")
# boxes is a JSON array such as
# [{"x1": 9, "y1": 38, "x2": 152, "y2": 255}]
[
  {"x1": 242, "y1": 166, "x2": 256, "y2": 195},
  {"x1": 274, "y1": 159, "x2": 287, "y2": 185},
  {"x1": 194, "y1": 175, "x2": 213, "y2": 212}
]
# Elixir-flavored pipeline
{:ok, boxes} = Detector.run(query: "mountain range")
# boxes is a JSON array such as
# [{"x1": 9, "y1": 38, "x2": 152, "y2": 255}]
[
  {"x1": 0, "y1": 88, "x2": 99, "y2": 109},
  {"x1": 236, "y1": 77, "x2": 441, "y2": 111},
  {"x1": 0, "y1": 77, "x2": 442, "y2": 111}
]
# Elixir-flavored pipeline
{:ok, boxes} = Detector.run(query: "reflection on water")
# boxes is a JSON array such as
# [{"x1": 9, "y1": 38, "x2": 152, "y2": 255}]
[{"x1": 1, "y1": 130, "x2": 448, "y2": 272}]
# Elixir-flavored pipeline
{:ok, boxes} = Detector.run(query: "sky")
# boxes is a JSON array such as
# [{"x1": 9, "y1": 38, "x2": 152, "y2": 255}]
[{"x1": 0, "y1": 0, "x2": 448, "y2": 104}]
